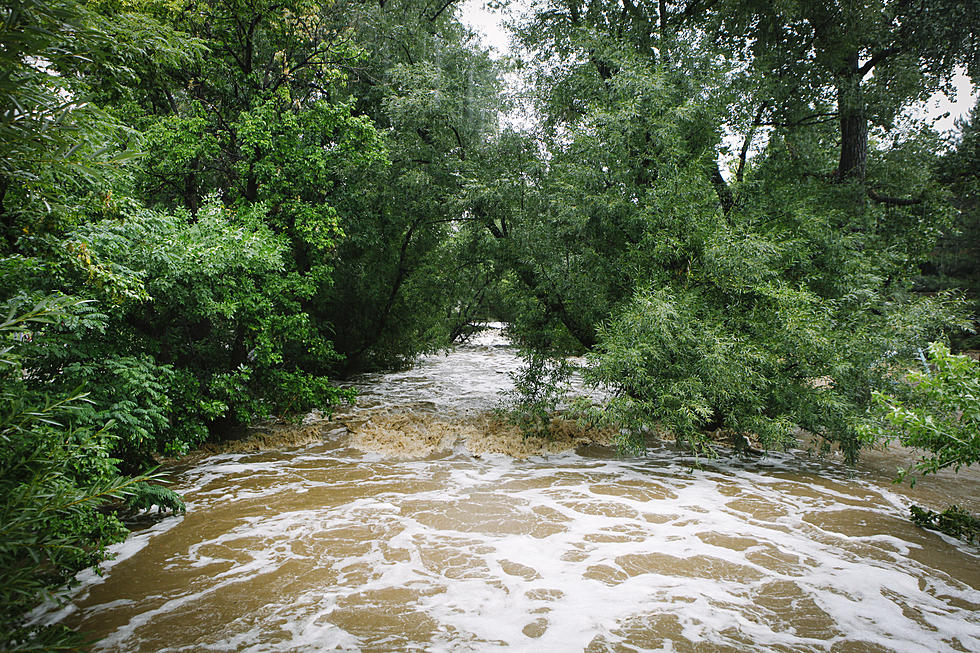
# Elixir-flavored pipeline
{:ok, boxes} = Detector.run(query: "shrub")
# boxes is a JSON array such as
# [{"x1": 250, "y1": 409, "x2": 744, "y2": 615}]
[
  {"x1": 862, "y1": 341, "x2": 980, "y2": 479},
  {"x1": 0, "y1": 297, "x2": 162, "y2": 651},
  {"x1": 503, "y1": 349, "x2": 574, "y2": 439}
]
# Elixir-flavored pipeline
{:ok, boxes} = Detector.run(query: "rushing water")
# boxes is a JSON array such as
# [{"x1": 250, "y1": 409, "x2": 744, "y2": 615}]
[{"x1": 43, "y1": 327, "x2": 980, "y2": 652}]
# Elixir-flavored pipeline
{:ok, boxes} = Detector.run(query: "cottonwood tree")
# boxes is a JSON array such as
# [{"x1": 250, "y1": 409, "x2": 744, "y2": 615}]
[
  {"x1": 699, "y1": 0, "x2": 979, "y2": 188},
  {"x1": 322, "y1": 0, "x2": 506, "y2": 369}
]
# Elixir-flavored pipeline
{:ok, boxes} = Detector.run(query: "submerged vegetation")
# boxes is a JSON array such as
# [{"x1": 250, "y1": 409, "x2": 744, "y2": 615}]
[
  {"x1": 910, "y1": 504, "x2": 980, "y2": 543},
  {"x1": 1, "y1": 0, "x2": 979, "y2": 647}
]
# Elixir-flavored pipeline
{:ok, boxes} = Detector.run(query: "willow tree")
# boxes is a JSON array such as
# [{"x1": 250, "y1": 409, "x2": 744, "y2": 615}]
[
  {"x1": 493, "y1": 0, "x2": 969, "y2": 458},
  {"x1": 0, "y1": 0, "x2": 195, "y2": 250},
  {"x1": 321, "y1": 0, "x2": 506, "y2": 369}
]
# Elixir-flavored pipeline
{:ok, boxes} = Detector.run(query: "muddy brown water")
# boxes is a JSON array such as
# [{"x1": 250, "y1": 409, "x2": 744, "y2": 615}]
[{"x1": 39, "y1": 327, "x2": 980, "y2": 652}]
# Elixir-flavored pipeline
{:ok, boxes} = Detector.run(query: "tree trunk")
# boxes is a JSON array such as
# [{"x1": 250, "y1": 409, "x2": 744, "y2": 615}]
[
  {"x1": 244, "y1": 152, "x2": 259, "y2": 202},
  {"x1": 708, "y1": 161, "x2": 734, "y2": 215},
  {"x1": 836, "y1": 52, "x2": 867, "y2": 181}
]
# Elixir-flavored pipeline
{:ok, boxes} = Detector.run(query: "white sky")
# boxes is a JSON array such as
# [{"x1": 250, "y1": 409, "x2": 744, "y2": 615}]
[
  {"x1": 460, "y1": 0, "x2": 513, "y2": 57},
  {"x1": 915, "y1": 74, "x2": 978, "y2": 133},
  {"x1": 458, "y1": 0, "x2": 978, "y2": 134}
]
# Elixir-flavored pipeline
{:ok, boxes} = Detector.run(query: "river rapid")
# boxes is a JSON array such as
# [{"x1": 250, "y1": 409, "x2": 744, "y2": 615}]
[{"x1": 43, "y1": 326, "x2": 980, "y2": 652}]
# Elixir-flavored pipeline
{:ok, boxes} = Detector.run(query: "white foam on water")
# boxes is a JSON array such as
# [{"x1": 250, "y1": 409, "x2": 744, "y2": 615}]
[
  {"x1": 343, "y1": 324, "x2": 523, "y2": 416},
  {"x1": 51, "y1": 445, "x2": 978, "y2": 652},
  {"x1": 44, "y1": 329, "x2": 980, "y2": 652}
]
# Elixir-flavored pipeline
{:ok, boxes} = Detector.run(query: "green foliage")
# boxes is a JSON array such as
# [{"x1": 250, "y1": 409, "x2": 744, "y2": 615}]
[
  {"x1": 116, "y1": 0, "x2": 488, "y2": 371},
  {"x1": 64, "y1": 199, "x2": 354, "y2": 456},
  {"x1": 2, "y1": 196, "x2": 357, "y2": 464},
  {"x1": 0, "y1": 0, "x2": 200, "y2": 249},
  {"x1": 925, "y1": 100, "x2": 980, "y2": 349},
  {"x1": 587, "y1": 288, "x2": 771, "y2": 456},
  {"x1": 0, "y1": 296, "x2": 158, "y2": 652},
  {"x1": 862, "y1": 342, "x2": 980, "y2": 479},
  {"x1": 491, "y1": 0, "x2": 969, "y2": 460},
  {"x1": 318, "y1": 4, "x2": 504, "y2": 369},
  {"x1": 124, "y1": 481, "x2": 185, "y2": 514},
  {"x1": 0, "y1": 0, "x2": 121, "y2": 246},
  {"x1": 504, "y1": 349, "x2": 574, "y2": 439},
  {"x1": 909, "y1": 504, "x2": 980, "y2": 543},
  {"x1": 700, "y1": 0, "x2": 979, "y2": 180}
]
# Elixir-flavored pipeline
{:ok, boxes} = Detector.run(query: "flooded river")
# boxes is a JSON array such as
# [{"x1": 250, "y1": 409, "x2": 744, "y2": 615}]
[{"x1": 44, "y1": 327, "x2": 980, "y2": 651}]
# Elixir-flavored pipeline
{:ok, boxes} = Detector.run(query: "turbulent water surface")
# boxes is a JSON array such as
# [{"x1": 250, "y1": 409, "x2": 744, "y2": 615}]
[{"x1": 45, "y1": 327, "x2": 980, "y2": 652}]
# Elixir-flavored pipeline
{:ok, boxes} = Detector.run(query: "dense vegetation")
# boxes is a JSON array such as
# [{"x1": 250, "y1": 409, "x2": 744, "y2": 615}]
[{"x1": 1, "y1": 0, "x2": 977, "y2": 647}]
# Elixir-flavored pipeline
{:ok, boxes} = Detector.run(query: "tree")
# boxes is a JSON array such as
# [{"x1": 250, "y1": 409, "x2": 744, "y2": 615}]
[
  {"x1": 0, "y1": 0, "x2": 195, "y2": 250},
  {"x1": 925, "y1": 99, "x2": 980, "y2": 349},
  {"x1": 321, "y1": 0, "x2": 505, "y2": 369},
  {"x1": 3, "y1": 197, "x2": 363, "y2": 461},
  {"x1": 119, "y1": 0, "x2": 504, "y2": 372},
  {"x1": 496, "y1": 0, "x2": 966, "y2": 458},
  {"x1": 700, "y1": 0, "x2": 979, "y2": 185}
]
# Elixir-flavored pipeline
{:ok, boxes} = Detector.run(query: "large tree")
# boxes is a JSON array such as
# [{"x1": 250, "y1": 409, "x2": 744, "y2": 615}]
[
  {"x1": 492, "y1": 0, "x2": 968, "y2": 457},
  {"x1": 322, "y1": 0, "x2": 505, "y2": 369},
  {"x1": 119, "y1": 0, "x2": 506, "y2": 372},
  {"x1": 700, "y1": 0, "x2": 979, "y2": 185}
]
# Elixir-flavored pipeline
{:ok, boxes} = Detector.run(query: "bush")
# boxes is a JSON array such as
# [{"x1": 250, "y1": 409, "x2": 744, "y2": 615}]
[
  {"x1": 586, "y1": 279, "x2": 959, "y2": 459},
  {"x1": 7, "y1": 199, "x2": 355, "y2": 465},
  {"x1": 503, "y1": 349, "x2": 574, "y2": 439},
  {"x1": 861, "y1": 341, "x2": 980, "y2": 479},
  {"x1": 909, "y1": 504, "x2": 980, "y2": 543},
  {"x1": 0, "y1": 297, "x2": 159, "y2": 651}
]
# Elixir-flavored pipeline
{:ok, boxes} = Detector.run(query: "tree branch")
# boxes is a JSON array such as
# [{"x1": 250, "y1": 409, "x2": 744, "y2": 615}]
[
  {"x1": 858, "y1": 47, "x2": 899, "y2": 78},
  {"x1": 448, "y1": 123, "x2": 465, "y2": 158},
  {"x1": 708, "y1": 161, "x2": 734, "y2": 215},
  {"x1": 428, "y1": 0, "x2": 457, "y2": 22},
  {"x1": 736, "y1": 102, "x2": 767, "y2": 183},
  {"x1": 867, "y1": 187, "x2": 923, "y2": 206},
  {"x1": 761, "y1": 111, "x2": 838, "y2": 128}
]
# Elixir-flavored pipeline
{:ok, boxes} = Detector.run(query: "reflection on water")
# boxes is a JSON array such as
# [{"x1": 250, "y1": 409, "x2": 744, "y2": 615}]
[{"x1": 43, "y1": 326, "x2": 980, "y2": 652}]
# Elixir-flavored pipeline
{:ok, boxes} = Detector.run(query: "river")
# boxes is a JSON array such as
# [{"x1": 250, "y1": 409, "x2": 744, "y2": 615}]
[{"x1": 41, "y1": 326, "x2": 980, "y2": 652}]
